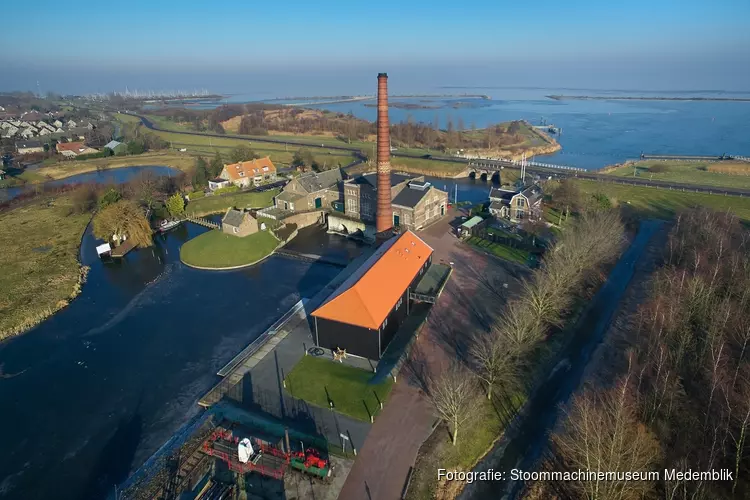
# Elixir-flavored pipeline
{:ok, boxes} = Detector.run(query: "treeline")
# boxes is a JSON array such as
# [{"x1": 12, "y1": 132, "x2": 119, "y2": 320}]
[
  {"x1": 541, "y1": 209, "x2": 750, "y2": 499},
  {"x1": 152, "y1": 105, "x2": 532, "y2": 152},
  {"x1": 428, "y1": 210, "x2": 625, "y2": 446}
]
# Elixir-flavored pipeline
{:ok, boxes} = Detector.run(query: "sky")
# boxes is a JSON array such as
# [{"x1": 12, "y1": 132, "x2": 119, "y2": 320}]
[{"x1": 1, "y1": 0, "x2": 749, "y2": 95}]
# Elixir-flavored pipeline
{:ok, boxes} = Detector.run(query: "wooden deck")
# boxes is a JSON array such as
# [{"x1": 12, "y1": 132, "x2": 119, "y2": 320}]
[{"x1": 110, "y1": 240, "x2": 136, "y2": 258}]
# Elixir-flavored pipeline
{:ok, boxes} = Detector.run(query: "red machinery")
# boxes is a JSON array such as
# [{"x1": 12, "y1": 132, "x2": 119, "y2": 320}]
[
  {"x1": 202, "y1": 428, "x2": 289, "y2": 480},
  {"x1": 291, "y1": 448, "x2": 328, "y2": 470}
]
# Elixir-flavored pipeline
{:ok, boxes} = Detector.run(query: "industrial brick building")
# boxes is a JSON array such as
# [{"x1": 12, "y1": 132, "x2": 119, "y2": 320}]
[
  {"x1": 311, "y1": 230, "x2": 434, "y2": 359},
  {"x1": 342, "y1": 173, "x2": 448, "y2": 231}
]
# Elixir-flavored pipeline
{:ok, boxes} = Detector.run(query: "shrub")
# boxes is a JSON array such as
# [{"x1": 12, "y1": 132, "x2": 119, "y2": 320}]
[
  {"x1": 214, "y1": 185, "x2": 240, "y2": 195},
  {"x1": 188, "y1": 190, "x2": 206, "y2": 200}
]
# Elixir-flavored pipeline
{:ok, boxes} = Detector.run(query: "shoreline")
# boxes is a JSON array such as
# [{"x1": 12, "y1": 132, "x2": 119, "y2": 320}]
[{"x1": 547, "y1": 94, "x2": 750, "y2": 102}]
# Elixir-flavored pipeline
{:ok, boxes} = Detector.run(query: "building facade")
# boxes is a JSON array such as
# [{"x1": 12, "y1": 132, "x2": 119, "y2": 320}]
[
  {"x1": 343, "y1": 173, "x2": 448, "y2": 231},
  {"x1": 221, "y1": 209, "x2": 259, "y2": 237},
  {"x1": 274, "y1": 168, "x2": 343, "y2": 212},
  {"x1": 311, "y1": 231, "x2": 434, "y2": 360},
  {"x1": 220, "y1": 157, "x2": 277, "y2": 188},
  {"x1": 489, "y1": 185, "x2": 543, "y2": 223}
]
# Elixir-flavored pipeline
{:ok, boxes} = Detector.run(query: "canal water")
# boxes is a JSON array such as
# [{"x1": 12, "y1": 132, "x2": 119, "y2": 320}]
[
  {"x1": 0, "y1": 165, "x2": 178, "y2": 203},
  {"x1": 0, "y1": 165, "x2": 380, "y2": 500}
]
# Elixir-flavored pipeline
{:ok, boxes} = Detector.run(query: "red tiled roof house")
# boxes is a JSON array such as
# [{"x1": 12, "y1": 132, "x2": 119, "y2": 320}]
[{"x1": 219, "y1": 157, "x2": 276, "y2": 188}]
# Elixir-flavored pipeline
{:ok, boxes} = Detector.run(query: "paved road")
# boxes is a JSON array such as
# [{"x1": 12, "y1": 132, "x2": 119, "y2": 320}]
[
  {"x1": 134, "y1": 114, "x2": 750, "y2": 197},
  {"x1": 338, "y1": 209, "x2": 524, "y2": 500}
]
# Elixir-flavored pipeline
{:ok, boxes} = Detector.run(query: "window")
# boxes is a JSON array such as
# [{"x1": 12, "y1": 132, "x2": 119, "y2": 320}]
[
  {"x1": 517, "y1": 198, "x2": 526, "y2": 207},
  {"x1": 383, "y1": 318, "x2": 388, "y2": 329},
  {"x1": 516, "y1": 209, "x2": 524, "y2": 219},
  {"x1": 233, "y1": 227, "x2": 238, "y2": 234},
  {"x1": 239, "y1": 171, "x2": 245, "y2": 177},
  {"x1": 347, "y1": 198, "x2": 357, "y2": 213}
]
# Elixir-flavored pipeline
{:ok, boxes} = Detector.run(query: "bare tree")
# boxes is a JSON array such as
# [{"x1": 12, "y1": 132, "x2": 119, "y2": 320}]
[
  {"x1": 551, "y1": 377, "x2": 661, "y2": 500},
  {"x1": 469, "y1": 330, "x2": 519, "y2": 399},
  {"x1": 428, "y1": 363, "x2": 482, "y2": 445}
]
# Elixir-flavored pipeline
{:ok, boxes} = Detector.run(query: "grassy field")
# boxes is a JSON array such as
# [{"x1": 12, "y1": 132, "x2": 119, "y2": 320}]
[
  {"x1": 466, "y1": 236, "x2": 531, "y2": 265},
  {"x1": 407, "y1": 393, "x2": 525, "y2": 500},
  {"x1": 285, "y1": 355, "x2": 394, "y2": 421},
  {"x1": 130, "y1": 120, "x2": 357, "y2": 167},
  {"x1": 33, "y1": 152, "x2": 197, "y2": 181},
  {"x1": 601, "y1": 160, "x2": 750, "y2": 190},
  {"x1": 0, "y1": 195, "x2": 91, "y2": 339},
  {"x1": 575, "y1": 179, "x2": 750, "y2": 222},
  {"x1": 179, "y1": 229, "x2": 278, "y2": 268},
  {"x1": 0, "y1": 168, "x2": 47, "y2": 187},
  {"x1": 185, "y1": 189, "x2": 279, "y2": 216}
]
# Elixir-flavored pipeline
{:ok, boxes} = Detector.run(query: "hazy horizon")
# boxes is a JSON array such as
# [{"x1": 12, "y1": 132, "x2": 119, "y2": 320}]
[{"x1": 2, "y1": 0, "x2": 749, "y2": 95}]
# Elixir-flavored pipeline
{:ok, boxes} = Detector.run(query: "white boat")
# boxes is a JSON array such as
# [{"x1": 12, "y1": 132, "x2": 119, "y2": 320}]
[{"x1": 158, "y1": 219, "x2": 181, "y2": 232}]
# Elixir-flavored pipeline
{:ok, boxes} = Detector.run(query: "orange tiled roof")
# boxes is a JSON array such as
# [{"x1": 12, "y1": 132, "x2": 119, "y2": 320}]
[
  {"x1": 223, "y1": 157, "x2": 276, "y2": 181},
  {"x1": 312, "y1": 231, "x2": 433, "y2": 330},
  {"x1": 56, "y1": 141, "x2": 86, "y2": 152}
]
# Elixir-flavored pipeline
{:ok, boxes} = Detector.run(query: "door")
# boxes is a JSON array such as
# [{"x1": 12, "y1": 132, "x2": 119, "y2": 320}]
[
  {"x1": 440, "y1": 204, "x2": 445, "y2": 216},
  {"x1": 394, "y1": 214, "x2": 400, "y2": 227},
  {"x1": 315, "y1": 197, "x2": 322, "y2": 209}
]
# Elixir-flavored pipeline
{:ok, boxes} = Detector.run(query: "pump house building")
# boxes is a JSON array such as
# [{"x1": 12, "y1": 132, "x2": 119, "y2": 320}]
[{"x1": 311, "y1": 230, "x2": 433, "y2": 359}]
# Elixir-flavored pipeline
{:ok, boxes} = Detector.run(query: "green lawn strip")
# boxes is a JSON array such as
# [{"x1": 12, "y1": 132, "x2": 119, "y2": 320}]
[
  {"x1": 186, "y1": 189, "x2": 279, "y2": 217},
  {"x1": 574, "y1": 179, "x2": 750, "y2": 222},
  {"x1": 406, "y1": 393, "x2": 526, "y2": 500},
  {"x1": 466, "y1": 236, "x2": 530, "y2": 265},
  {"x1": 391, "y1": 157, "x2": 467, "y2": 176},
  {"x1": 601, "y1": 160, "x2": 750, "y2": 190},
  {"x1": 285, "y1": 356, "x2": 394, "y2": 422},
  {"x1": 179, "y1": 229, "x2": 278, "y2": 268}
]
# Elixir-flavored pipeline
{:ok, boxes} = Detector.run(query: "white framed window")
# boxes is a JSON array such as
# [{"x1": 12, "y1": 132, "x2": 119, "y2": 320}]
[
  {"x1": 233, "y1": 227, "x2": 238, "y2": 233},
  {"x1": 347, "y1": 198, "x2": 357, "y2": 213}
]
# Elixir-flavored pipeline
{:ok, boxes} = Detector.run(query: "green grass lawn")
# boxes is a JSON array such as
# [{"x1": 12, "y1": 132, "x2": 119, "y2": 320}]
[
  {"x1": 466, "y1": 236, "x2": 530, "y2": 265},
  {"x1": 186, "y1": 189, "x2": 279, "y2": 217},
  {"x1": 391, "y1": 157, "x2": 467, "y2": 177},
  {"x1": 575, "y1": 179, "x2": 750, "y2": 222},
  {"x1": 0, "y1": 195, "x2": 92, "y2": 339},
  {"x1": 285, "y1": 355, "x2": 394, "y2": 421},
  {"x1": 601, "y1": 160, "x2": 750, "y2": 190},
  {"x1": 180, "y1": 229, "x2": 278, "y2": 268}
]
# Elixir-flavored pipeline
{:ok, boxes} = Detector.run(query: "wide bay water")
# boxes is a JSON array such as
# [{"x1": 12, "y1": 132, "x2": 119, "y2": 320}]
[{"x1": 179, "y1": 87, "x2": 750, "y2": 170}]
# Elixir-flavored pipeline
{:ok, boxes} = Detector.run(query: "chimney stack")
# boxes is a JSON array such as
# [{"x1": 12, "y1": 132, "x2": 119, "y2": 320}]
[{"x1": 375, "y1": 72, "x2": 393, "y2": 235}]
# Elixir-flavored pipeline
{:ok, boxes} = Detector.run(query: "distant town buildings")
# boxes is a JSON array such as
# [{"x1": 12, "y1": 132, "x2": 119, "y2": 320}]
[
  {"x1": 104, "y1": 140, "x2": 127, "y2": 154},
  {"x1": 15, "y1": 140, "x2": 45, "y2": 154},
  {"x1": 56, "y1": 141, "x2": 99, "y2": 157}
]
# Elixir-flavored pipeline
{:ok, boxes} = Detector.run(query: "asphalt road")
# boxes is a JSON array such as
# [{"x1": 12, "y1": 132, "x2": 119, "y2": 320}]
[{"x1": 133, "y1": 114, "x2": 750, "y2": 198}]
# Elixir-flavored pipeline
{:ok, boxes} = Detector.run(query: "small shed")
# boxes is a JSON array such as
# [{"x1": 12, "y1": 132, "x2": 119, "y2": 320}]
[
  {"x1": 104, "y1": 140, "x2": 128, "y2": 155},
  {"x1": 458, "y1": 215, "x2": 486, "y2": 238},
  {"x1": 222, "y1": 208, "x2": 259, "y2": 237}
]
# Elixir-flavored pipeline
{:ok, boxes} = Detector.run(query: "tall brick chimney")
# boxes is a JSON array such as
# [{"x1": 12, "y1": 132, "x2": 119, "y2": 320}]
[{"x1": 375, "y1": 72, "x2": 393, "y2": 235}]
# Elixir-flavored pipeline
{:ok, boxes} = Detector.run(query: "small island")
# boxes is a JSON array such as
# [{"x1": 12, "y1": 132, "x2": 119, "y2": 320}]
[
  {"x1": 180, "y1": 229, "x2": 279, "y2": 269},
  {"x1": 180, "y1": 209, "x2": 280, "y2": 269}
]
